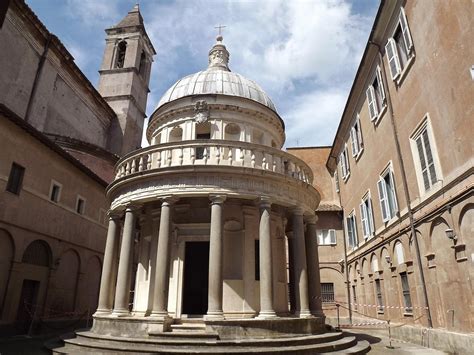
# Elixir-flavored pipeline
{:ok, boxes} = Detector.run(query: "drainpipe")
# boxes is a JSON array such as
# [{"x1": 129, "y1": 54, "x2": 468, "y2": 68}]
[
  {"x1": 24, "y1": 34, "x2": 52, "y2": 122},
  {"x1": 338, "y1": 205, "x2": 352, "y2": 324},
  {"x1": 369, "y1": 40, "x2": 433, "y2": 328}
]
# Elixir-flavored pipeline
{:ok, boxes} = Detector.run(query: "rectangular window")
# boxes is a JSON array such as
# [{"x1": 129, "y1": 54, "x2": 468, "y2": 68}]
[
  {"x1": 6, "y1": 162, "x2": 25, "y2": 195},
  {"x1": 321, "y1": 283, "x2": 335, "y2": 303},
  {"x1": 375, "y1": 279, "x2": 384, "y2": 312},
  {"x1": 346, "y1": 212, "x2": 358, "y2": 248},
  {"x1": 385, "y1": 7, "x2": 414, "y2": 80},
  {"x1": 317, "y1": 229, "x2": 336, "y2": 246},
  {"x1": 400, "y1": 272, "x2": 413, "y2": 313},
  {"x1": 359, "y1": 193, "x2": 375, "y2": 238},
  {"x1": 76, "y1": 196, "x2": 85, "y2": 215},
  {"x1": 50, "y1": 181, "x2": 62, "y2": 203},
  {"x1": 352, "y1": 285, "x2": 357, "y2": 310},
  {"x1": 411, "y1": 118, "x2": 440, "y2": 193},
  {"x1": 350, "y1": 116, "x2": 364, "y2": 157},
  {"x1": 378, "y1": 165, "x2": 399, "y2": 222},
  {"x1": 340, "y1": 144, "x2": 350, "y2": 180},
  {"x1": 366, "y1": 66, "x2": 386, "y2": 121},
  {"x1": 196, "y1": 133, "x2": 211, "y2": 159}
]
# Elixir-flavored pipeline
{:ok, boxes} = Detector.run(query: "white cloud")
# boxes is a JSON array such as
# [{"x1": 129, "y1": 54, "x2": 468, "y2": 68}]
[{"x1": 65, "y1": 0, "x2": 120, "y2": 27}]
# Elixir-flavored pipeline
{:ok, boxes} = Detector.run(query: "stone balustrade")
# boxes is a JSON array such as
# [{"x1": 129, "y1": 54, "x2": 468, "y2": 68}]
[{"x1": 114, "y1": 140, "x2": 314, "y2": 184}]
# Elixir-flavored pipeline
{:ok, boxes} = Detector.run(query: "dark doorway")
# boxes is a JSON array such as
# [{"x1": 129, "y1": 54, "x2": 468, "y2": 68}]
[
  {"x1": 182, "y1": 241, "x2": 209, "y2": 316},
  {"x1": 16, "y1": 279, "x2": 40, "y2": 333}
]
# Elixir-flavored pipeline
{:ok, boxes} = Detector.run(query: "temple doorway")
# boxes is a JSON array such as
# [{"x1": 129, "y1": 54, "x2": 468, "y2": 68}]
[{"x1": 181, "y1": 241, "x2": 209, "y2": 316}]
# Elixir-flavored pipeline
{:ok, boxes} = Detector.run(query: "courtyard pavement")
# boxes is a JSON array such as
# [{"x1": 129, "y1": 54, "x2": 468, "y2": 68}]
[{"x1": 0, "y1": 329, "x2": 449, "y2": 354}]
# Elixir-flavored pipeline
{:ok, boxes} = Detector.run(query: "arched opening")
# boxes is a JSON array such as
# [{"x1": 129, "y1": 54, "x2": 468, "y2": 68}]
[
  {"x1": 271, "y1": 140, "x2": 277, "y2": 148},
  {"x1": 139, "y1": 51, "x2": 147, "y2": 77},
  {"x1": 51, "y1": 249, "x2": 80, "y2": 313},
  {"x1": 252, "y1": 129, "x2": 264, "y2": 145},
  {"x1": 393, "y1": 240, "x2": 404, "y2": 265},
  {"x1": 0, "y1": 229, "x2": 14, "y2": 314},
  {"x1": 169, "y1": 126, "x2": 183, "y2": 143},
  {"x1": 22, "y1": 240, "x2": 52, "y2": 267},
  {"x1": 153, "y1": 133, "x2": 161, "y2": 145},
  {"x1": 115, "y1": 41, "x2": 127, "y2": 69},
  {"x1": 224, "y1": 123, "x2": 241, "y2": 141},
  {"x1": 83, "y1": 256, "x2": 102, "y2": 313}
]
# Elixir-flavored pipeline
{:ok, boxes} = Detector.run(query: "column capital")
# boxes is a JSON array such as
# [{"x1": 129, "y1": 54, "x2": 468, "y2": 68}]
[
  {"x1": 125, "y1": 203, "x2": 142, "y2": 213},
  {"x1": 107, "y1": 210, "x2": 123, "y2": 220},
  {"x1": 258, "y1": 196, "x2": 272, "y2": 209},
  {"x1": 161, "y1": 196, "x2": 179, "y2": 206},
  {"x1": 209, "y1": 194, "x2": 226, "y2": 204},
  {"x1": 291, "y1": 206, "x2": 305, "y2": 216},
  {"x1": 304, "y1": 214, "x2": 318, "y2": 225}
]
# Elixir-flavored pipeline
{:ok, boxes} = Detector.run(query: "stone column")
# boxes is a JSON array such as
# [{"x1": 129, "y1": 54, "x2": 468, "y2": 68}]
[
  {"x1": 292, "y1": 207, "x2": 311, "y2": 318},
  {"x1": 112, "y1": 205, "x2": 140, "y2": 316},
  {"x1": 287, "y1": 231, "x2": 296, "y2": 314},
  {"x1": 151, "y1": 197, "x2": 175, "y2": 318},
  {"x1": 305, "y1": 214, "x2": 323, "y2": 316},
  {"x1": 206, "y1": 195, "x2": 226, "y2": 319},
  {"x1": 258, "y1": 197, "x2": 277, "y2": 318},
  {"x1": 95, "y1": 211, "x2": 122, "y2": 314}
]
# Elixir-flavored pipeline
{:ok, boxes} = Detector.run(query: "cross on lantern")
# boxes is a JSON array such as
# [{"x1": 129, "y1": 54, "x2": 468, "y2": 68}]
[{"x1": 214, "y1": 24, "x2": 226, "y2": 36}]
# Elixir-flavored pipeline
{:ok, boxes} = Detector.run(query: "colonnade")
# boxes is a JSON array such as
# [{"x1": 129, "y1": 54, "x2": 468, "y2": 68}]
[{"x1": 94, "y1": 195, "x2": 323, "y2": 320}]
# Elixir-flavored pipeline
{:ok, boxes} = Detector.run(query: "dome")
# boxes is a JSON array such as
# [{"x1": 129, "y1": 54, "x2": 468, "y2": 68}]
[{"x1": 155, "y1": 36, "x2": 276, "y2": 112}]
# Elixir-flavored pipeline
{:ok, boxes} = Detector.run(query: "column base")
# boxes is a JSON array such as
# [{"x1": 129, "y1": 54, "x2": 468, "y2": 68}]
[
  {"x1": 93, "y1": 308, "x2": 112, "y2": 316},
  {"x1": 111, "y1": 309, "x2": 130, "y2": 317},
  {"x1": 148, "y1": 311, "x2": 170, "y2": 320},
  {"x1": 205, "y1": 311, "x2": 225, "y2": 320},
  {"x1": 296, "y1": 310, "x2": 312, "y2": 318},
  {"x1": 257, "y1": 310, "x2": 278, "y2": 319},
  {"x1": 311, "y1": 310, "x2": 325, "y2": 317}
]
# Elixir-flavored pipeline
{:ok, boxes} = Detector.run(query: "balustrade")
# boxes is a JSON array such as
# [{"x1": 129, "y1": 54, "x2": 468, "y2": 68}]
[{"x1": 114, "y1": 140, "x2": 314, "y2": 184}]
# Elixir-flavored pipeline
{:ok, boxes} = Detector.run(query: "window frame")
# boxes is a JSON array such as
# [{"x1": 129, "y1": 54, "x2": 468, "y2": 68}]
[
  {"x1": 317, "y1": 229, "x2": 337, "y2": 246},
  {"x1": 375, "y1": 279, "x2": 384, "y2": 313},
  {"x1": 321, "y1": 282, "x2": 335, "y2": 303},
  {"x1": 350, "y1": 115, "x2": 364, "y2": 158},
  {"x1": 385, "y1": 7, "x2": 415, "y2": 83},
  {"x1": 410, "y1": 115, "x2": 442, "y2": 195},
  {"x1": 359, "y1": 191, "x2": 375, "y2": 239},
  {"x1": 400, "y1": 272, "x2": 413, "y2": 314},
  {"x1": 346, "y1": 210, "x2": 358, "y2": 249},
  {"x1": 340, "y1": 144, "x2": 350, "y2": 181},
  {"x1": 6, "y1": 162, "x2": 25, "y2": 195},
  {"x1": 75, "y1": 195, "x2": 86, "y2": 215},
  {"x1": 366, "y1": 65, "x2": 387, "y2": 123},
  {"x1": 49, "y1": 180, "x2": 62, "y2": 203},
  {"x1": 378, "y1": 162, "x2": 399, "y2": 222}
]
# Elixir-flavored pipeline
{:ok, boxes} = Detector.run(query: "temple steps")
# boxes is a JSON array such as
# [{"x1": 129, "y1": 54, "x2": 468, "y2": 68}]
[{"x1": 51, "y1": 330, "x2": 370, "y2": 354}]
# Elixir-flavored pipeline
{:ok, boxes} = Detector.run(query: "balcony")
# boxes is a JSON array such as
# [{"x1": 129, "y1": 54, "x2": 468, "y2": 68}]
[{"x1": 114, "y1": 140, "x2": 314, "y2": 185}]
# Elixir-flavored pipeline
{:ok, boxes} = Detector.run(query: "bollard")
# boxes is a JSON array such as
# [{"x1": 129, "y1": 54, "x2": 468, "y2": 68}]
[
  {"x1": 386, "y1": 319, "x2": 395, "y2": 349},
  {"x1": 336, "y1": 303, "x2": 340, "y2": 330}
]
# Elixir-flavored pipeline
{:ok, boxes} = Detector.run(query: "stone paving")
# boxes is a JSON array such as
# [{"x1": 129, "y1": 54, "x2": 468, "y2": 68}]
[{"x1": 0, "y1": 329, "x2": 449, "y2": 355}]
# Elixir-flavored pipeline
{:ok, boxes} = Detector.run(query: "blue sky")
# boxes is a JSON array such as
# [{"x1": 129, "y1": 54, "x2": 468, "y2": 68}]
[{"x1": 27, "y1": 0, "x2": 379, "y2": 148}]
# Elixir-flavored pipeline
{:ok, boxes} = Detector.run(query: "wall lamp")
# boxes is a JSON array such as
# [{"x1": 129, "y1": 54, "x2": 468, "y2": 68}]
[
  {"x1": 385, "y1": 255, "x2": 392, "y2": 265},
  {"x1": 445, "y1": 228, "x2": 457, "y2": 241}
]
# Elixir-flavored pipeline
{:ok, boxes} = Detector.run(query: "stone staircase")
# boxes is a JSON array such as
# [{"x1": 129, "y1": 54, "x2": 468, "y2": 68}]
[{"x1": 50, "y1": 320, "x2": 371, "y2": 354}]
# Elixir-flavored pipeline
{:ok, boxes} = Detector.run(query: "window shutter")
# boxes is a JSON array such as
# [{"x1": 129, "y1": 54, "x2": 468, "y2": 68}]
[
  {"x1": 360, "y1": 202, "x2": 368, "y2": 237},
  {"x1": 376, "y1": 66, "x2": 386, "y2": 103},
  {"x1": 399, "y1": 8, "x2": 414, "y2": 53},
  {"x1": 335, "y1": 171, "x2": 340, "y2": 192},
  {"x1": 389, "y1": 170, "x2": 399, "y2": 213},
  {"x1": 346, "y1": 218, "x2": 354, "y2": 247},
  {"x1": 367, "y1": 197, "x2": 375, "y2": 235},
  {"x1": 377, "y1": 178, "x2": 390, "y2": 222},
  {"x1": 385, "y1": 38, "x2": 402, "y2": 80},
  {"x1": 344, "y1": 148, "x2": 350, "y2": 175},
  {"x1": 329, "y1": 230, "x2": 336, "y2": 244},
  {"x1": 422, "y1": 130, "x2": 437, "y2": 185},
  {"x1": 340, "y1": 153, "x2": 346, "y2": 178},
  {"x1": 416, "y1": 135, "x2": 430, "y2": 190},
  {"x1": 356, "y1": 117, "x2": 363, "y2": 148},
  {"x1": 366, "y1": 85, "x2": 378, "y2": 121},
  {"x1": 350, "y1": 127, "x2": 357, "y2": 157},
  {"x1": 317, "y1": 231, "x2": 323, "y2": 245}
]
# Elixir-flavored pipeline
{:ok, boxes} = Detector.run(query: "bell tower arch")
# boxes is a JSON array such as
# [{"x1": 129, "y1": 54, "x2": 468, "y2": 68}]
[{"x1": 98, "y1": 4, "x2": 156, "y2": 156}]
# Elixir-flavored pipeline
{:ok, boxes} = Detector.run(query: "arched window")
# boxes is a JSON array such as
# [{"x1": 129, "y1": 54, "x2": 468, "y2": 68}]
[
  {"x1": 394, "y1": 241, "x2": 404, "y2": 265},
  {"x1": 224, "y1": 123, "x2": 241, "y2": 141},
  {"x1": 115, "y1": 41, "x2": 127, "y2": 69},
  {"x1": 252, "y1": 129, "x2": 264, "y2": 144},
  {"x1": 371, "y1": 255, "x2": 379, "y2": 273},
  {"x1": 22, "y1": 240, "x2": 51, "y2": 267},
  {"x1": 169, "y1": 126, "x2": 183, "y2": 143},
  {"x1": 139, "y1": 51, "x2": 147, "y2": 77}
]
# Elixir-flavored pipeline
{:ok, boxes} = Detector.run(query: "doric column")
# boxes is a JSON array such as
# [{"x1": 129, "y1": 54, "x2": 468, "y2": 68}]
[
  {"x1": 95, "y1": 211, "x2": 122, "y2": 314},
  {"x1": 292, "y1": 207, "x2": 311, "y2": 318},
  {"x1": 305, "y1": 214, "x2": 323, "y2": 316},
  {"x1": 151, "y1": 197, "x2": 176, "y2": 318},
  {"x1": 258, "y1": 197, "x2": 277, "y2": 318},
  {"x1": 112, "y1": 205, "x2": 140, "y2": 316},
  {"x1": 206, "y1": 195, "x2": 226, "y2": 319}
]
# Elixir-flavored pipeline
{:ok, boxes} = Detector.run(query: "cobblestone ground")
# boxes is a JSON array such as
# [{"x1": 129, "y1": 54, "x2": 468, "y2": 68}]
[{"x1": 0, "y1": 330, "x2": 449, "y2": 354}]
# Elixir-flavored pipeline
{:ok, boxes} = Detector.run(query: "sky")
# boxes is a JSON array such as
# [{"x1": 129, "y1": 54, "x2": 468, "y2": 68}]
[{"x1": 27, "y1": 0, "x2": 379, "y2": 148}]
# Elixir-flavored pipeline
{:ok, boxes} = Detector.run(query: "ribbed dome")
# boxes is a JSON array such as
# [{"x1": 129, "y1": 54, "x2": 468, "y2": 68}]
[{"x1": 155, "y1": 70, "x2": 276, "y2": 112}]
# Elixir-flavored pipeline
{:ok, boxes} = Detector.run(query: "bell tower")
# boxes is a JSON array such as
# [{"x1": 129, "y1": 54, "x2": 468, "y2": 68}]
[{"x1": 98, "y1": 4, "x2": 156, "y2": 156}]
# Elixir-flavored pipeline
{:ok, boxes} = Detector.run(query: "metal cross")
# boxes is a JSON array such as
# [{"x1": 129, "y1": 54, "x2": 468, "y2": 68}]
[{"x1": 214, "y1": 24, "x2": 226, "y2": 36}]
